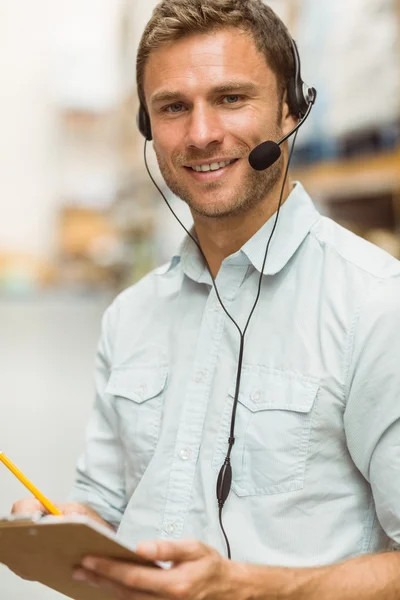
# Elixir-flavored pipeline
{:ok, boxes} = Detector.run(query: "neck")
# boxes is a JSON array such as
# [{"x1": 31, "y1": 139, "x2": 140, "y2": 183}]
[{"x1": 192, "y1": 176, "x2": 294, "y2": 278}]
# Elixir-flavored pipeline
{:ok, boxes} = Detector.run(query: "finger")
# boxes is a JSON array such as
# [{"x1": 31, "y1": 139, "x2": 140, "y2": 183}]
[
  {"x1": 11, "y1": 498, "x2": 44, "y2": 515},
  {"x1": 73, "y1": 568, "x2": 159, "y2": 600},
  {"x1": 55, "y1": 502, "x2": 89, "y2": 515},
  {"x1": 80, "y1": 557, "x2": 176, "y2": 595},
  {"x1": 56, "y1": 502, "x2": 115, "y2": 530},
  {"x1": 136, "y1": 539, "x2": 209, "y2": 564}
]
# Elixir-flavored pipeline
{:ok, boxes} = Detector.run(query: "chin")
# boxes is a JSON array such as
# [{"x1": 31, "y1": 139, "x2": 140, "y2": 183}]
[{"x1": 189, "y1": 197, "x2": 245, "y2": 219}]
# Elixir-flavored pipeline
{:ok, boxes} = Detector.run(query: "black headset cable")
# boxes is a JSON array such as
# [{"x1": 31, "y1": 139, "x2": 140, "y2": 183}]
[{"x1": 144, "y1": 128, "x2": 299, "y2": 558}]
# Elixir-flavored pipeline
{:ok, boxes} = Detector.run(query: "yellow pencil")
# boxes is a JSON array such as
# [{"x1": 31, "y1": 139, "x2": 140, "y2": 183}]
[{"x1": 0, "y1": 451, "x2": 62, "y2": 516}]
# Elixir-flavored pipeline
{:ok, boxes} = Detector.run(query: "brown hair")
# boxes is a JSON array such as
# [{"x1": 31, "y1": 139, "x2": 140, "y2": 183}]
[{"x1": 136, "y1": 0, "x2": 294, "y2": 112}]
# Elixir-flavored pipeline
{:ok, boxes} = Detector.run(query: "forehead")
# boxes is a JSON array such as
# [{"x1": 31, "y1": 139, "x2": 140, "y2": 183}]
[{"x1": 143, "y1": 27, "x2": 277, "y2": 102}]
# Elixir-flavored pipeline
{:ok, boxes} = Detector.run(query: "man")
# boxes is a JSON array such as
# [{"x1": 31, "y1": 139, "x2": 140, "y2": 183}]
[{"x1": 13, "y1": 1, "x2": 400, "y2": 598}]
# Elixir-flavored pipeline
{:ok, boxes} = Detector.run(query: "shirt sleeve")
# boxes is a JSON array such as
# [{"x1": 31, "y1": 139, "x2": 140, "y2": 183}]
[
  {"x1": 68, "y1": 300, "x2": 126, "y2": 528},
  {"x1": 344, "y1": 275, "x2": 400, "y2": 546}
]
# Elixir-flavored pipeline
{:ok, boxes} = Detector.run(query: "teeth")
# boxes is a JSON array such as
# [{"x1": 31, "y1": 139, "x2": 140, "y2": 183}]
[{"x1": 192, "y1": 160, "x2": 234, "y2": 172}]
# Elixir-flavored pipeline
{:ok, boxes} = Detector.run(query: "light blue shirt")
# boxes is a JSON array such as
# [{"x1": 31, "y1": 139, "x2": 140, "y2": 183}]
[{"x1": 70, "y1": 182, "x2": 400, "y2": 566}]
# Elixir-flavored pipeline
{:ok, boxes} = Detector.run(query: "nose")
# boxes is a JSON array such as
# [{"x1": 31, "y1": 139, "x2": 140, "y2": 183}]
[{"x1": 185, "y1": 104, "x2": 224, "y2": 150}]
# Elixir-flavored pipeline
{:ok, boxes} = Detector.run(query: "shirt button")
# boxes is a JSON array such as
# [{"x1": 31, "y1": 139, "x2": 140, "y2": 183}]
[
  {"x1": 251, "y1": 389, "x2": 261, "y2": 402},
  {"x1": 179, "y1": 448, "x2": 191, "y2": 461},
  {"x1": 194, "y1": 371, "x2": 206, "y2": 383},
  {"x1": 136, "y1": 384, "x2": 147, "y2": 398},
  {"x1": 164, "y1": 523, "x2": 175, "y2": 535},
  {"x1": 213, "y1": 302, "x2": 222, "y2": 312}
]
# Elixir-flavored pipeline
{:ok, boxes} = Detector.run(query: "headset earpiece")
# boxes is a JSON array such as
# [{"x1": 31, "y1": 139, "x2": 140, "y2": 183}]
[
  {"x1": 288, "y1": 38, "x2": 316, "y2": 118},
  {"x1": 137, "y1": 104, "x2": 153, "y2": 141}
]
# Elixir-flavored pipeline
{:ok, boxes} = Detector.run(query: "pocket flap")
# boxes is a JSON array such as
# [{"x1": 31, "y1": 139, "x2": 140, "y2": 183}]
[
  {"x1": 229, "y1": 368, "x2": 318, "y2": 413},
  {"x1": 106, "y1": 365, "x2": 168, "y2": 404}
]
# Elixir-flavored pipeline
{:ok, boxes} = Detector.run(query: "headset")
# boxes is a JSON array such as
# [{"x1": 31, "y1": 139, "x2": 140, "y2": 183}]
[
  {"x1": 136, "y1": 37, "x2": 316, "y2": 558},
  {"x1": 287, "y1": 38, "x2": 316, "y2": 119}
]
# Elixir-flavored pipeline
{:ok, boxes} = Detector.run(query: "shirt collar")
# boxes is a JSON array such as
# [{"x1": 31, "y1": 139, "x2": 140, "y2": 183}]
[
  {"x1": 241, "y1": 182, "x2": 320, "y2": 275},
  {"x1": 165, "y1": 182, "x2": 320, "y2": 281}
]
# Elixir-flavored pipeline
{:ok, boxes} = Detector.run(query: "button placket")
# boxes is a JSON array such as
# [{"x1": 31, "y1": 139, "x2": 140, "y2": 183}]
[{"x1": 160, "y1": 264, "x2": 246, "y2": 541}]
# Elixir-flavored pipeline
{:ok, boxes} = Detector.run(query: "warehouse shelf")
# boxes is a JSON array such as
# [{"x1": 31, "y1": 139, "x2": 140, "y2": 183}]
[{"x1": 292, "y1": 148, "x2": 400, "y2": 202}]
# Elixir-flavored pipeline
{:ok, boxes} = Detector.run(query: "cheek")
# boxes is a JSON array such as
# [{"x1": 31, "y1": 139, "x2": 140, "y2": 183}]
[
  {"x1": 220, "y1": 108, "x2": 269, "y2": 145},
  {"x1": 153, "y1": 118, "x2": 181, "y2": 146},
  {"x1": 153, "y1": 131, "x2": 182, "y2": 166}
]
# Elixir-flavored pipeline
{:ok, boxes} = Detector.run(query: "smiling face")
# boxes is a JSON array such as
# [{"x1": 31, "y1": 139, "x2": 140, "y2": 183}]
[{"x1": 144, "y1": 27, "x2": 291, "y2": 219}]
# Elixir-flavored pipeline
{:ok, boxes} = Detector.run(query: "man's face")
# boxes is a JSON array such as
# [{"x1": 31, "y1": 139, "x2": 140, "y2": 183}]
[{"x1": 144, "y1": 27, "x2": 292, "y2": 219}]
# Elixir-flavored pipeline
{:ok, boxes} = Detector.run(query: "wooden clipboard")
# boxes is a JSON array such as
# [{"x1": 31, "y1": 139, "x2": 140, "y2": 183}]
[{"x1": 0, "y1": 515, "x2": 159, "y2": 600}]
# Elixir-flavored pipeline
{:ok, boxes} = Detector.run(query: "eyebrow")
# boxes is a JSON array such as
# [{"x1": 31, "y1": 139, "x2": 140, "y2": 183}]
[{"x1": 150, "y1": 80, "x2": 260, "y2": 107}]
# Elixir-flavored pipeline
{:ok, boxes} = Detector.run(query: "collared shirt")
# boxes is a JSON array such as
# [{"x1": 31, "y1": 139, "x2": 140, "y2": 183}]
[{"x1": 70, "y1": 182, "x2": 400, "y2": 567}]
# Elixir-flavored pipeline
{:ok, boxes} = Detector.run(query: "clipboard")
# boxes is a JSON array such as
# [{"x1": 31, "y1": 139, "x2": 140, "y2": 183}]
[{"x1": 0, "y1": 514, "x2": 160, "y2": 600}]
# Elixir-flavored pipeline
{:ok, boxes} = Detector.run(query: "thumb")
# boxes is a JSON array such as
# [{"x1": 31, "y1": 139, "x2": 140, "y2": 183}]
[{"x1": 136, "y1": 539, "x2": 209, "y2": 564}]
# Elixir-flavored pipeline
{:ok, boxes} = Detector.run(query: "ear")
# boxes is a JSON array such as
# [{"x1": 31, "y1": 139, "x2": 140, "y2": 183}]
[{"x1": 280, "y1": 93, "x2": 298, "y2": 137}]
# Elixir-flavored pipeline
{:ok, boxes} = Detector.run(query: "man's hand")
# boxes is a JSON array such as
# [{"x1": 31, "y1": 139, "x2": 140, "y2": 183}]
[
  {"x1": 10, "y1": 498, "x2": 115, "y2": 582},
  {"x1": 11, "y1": 498, "x2": 114, "y2": 529},
  {"x1": 73, "y1": 539, "x2": 252, "y2": 600}
]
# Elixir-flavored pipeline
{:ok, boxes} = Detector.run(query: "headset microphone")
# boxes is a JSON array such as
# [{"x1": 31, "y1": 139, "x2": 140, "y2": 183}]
[
  {"x1": 248, "y1": 140, "x2": 282, "y2": 171},
  {"x1": 248, "y1": 37, "x2": 317, "y2": 172},
  {"x1": 248, "y1": 97, "x2": 315, "y2": 171}
]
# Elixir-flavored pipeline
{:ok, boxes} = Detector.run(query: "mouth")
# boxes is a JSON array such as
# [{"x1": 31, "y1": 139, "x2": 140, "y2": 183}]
[{"x1": 183, "y1": 158, "x2": 239, "y2": 182}]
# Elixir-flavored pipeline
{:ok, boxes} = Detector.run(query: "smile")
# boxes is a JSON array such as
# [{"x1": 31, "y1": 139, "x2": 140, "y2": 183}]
[
  {"x1": 188, "y1": 159, "x2": 237, "y2": 172},
  {"x1": 183, "y1": 158, "x2": 239, "y2": 182}
]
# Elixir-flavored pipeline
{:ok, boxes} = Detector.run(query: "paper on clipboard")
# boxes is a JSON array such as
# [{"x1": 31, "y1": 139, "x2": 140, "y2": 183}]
[{"x1": 0, "y1": 514, "x2": 160, "y2": 600}]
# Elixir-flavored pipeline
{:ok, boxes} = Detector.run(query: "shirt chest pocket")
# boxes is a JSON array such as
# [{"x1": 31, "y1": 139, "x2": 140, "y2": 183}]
[
  {"x1": 212, "y1": 368, "x2": 319, "y2": 497},
  {"x1": 106, "y1": 365, "x2": 168, "y2": 460}
]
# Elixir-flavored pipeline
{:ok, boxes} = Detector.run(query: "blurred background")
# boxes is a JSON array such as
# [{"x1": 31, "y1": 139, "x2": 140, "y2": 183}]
[{"x1": 0, "y1": 0, "x2": 399, "y2": 597}]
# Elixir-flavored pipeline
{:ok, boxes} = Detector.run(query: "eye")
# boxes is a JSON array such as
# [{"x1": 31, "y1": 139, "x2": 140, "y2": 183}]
[
  {"x1": 223, "y1": 95, "x2": 242, "y2": 104},
  {"x1": 166, "y1": 103, "x2": 185, "y2": 113}
]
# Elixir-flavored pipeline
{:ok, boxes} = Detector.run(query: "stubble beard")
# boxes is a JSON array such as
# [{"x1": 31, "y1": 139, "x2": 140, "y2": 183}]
[{"x1": 154, "y1": 143, "x2": 284, "y2": 219}]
